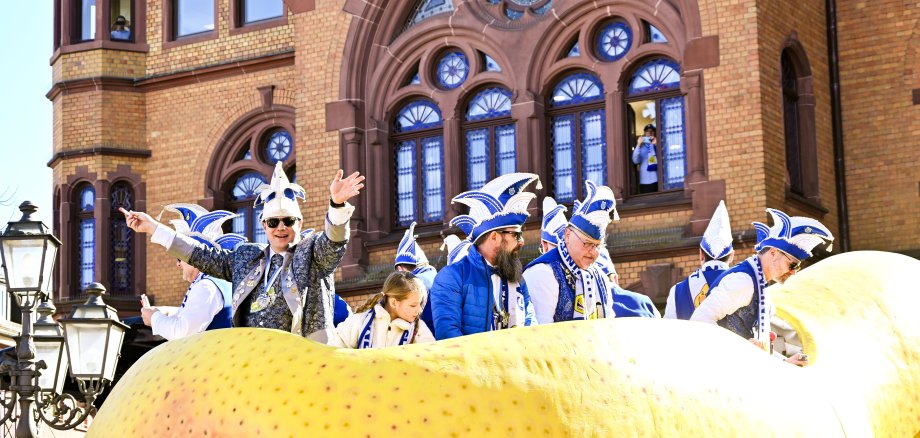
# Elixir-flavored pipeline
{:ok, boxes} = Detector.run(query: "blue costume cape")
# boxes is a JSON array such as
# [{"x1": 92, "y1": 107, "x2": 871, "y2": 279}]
[
  {"x1": 673, "y1": 265, "x2": 727, "y2": 320},
  {"x1": 200, "y1": 275, "x2": 233, "y2": 331},
  {"x1": 430, "y1": 245, "x2": 536, "y2": 340},
  {"x1": 611, "y1": 286, "x2": 658, "y2": 318}
]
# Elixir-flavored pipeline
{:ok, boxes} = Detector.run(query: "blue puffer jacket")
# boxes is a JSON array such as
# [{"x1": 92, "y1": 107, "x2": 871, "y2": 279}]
[{"x1": 430, "y1": 245, "x2": 535, "y2": 340}]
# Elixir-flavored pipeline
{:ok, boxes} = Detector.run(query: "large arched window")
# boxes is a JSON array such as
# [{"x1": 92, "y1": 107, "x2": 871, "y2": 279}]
[
  {"x1": 228, "y1": 172, "x2": 268, "y2": 244},
  {"x1": 463, "y1": 87, "x2": 516, "y2": 190},
  {"x1": 74, "y1": 184, "x2": 95, "y2": 291},
  {"x1": 782, "y1": 49, "x2": 803, "y2": 196},
  {"x1": 779, "y1": 43, "x2": 819, "y2": 203},
  {"x1": 548, "y1": 72, "x2": 606, "y2": 203},
  {"x1": 625, "y1": 58, "x2": 685, "y2": 194},
  {"x1": 392, "y1": 99, "x2": 445, "y2": 227},
  {"x1": 110, "y1": 182, "x2": 133, "y2": 295}
]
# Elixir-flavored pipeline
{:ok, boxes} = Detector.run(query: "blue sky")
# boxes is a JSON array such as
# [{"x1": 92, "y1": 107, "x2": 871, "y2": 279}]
[{"x1": 0, "y1": 3, "x2": 54, "y2": 227}]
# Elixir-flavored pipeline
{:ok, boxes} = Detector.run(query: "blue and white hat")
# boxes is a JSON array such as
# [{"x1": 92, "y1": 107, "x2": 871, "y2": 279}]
[
  {"x1": 701, "y1": 200, "x2": 734, "y2": 259},
  {"x1": 441, "y1": 234, "x2": 472, "y2": 265},
  {"x1": 541, "y1": 197, "x2": 568, "y2": 246},
  {"x1": 395, "y1": 222, "x2": 428, "y2": 267},
  {"x1": 568, "y1": 181, "x2": 619, "y2": 241},
  {"x1": 254, "y1": 162, "x2": 306, "y2": 220},
  {"x1": 754, "y1": 208, "x2": 834, "y2": 261},
  {"x1": 450, "y1": 173, "x2": 541, "y2": 243},
  {"x1": 165, "y1": 204, "x2": 247, "y2": 250}
]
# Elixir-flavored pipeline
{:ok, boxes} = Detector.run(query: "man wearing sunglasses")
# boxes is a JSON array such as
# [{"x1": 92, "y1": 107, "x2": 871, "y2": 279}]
[
  {"x1": 429, "y1": 173, "x2": 539, "y2": 339},
  {"x1": 523, "y1": 181, "x2": 619, "y2": 324},
  {"x1": 121, "y1": 162, "x2": 365, "y2": 337},
  {"x1": 691, "y1": 208, "x2": 833, "y2": 365}
]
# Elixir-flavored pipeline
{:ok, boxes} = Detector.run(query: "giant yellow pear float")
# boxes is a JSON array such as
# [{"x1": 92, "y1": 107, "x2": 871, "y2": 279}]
[{"x1": 90, "y1": 251, "x2": 920, "y2": 437}]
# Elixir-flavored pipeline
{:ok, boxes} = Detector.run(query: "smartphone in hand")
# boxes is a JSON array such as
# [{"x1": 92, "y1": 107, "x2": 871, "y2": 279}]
[{"x1": 140, "y1": 294, "x2": 151, "y2": 308}]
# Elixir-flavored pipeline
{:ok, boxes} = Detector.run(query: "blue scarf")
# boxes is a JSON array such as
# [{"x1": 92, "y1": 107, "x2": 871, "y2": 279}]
[
  {"x1": 556, "y1": 236, "x2": 609, "y2": 319},
  {"x1": 356, "y1": 305, "x2": 413, "y2": 349}
]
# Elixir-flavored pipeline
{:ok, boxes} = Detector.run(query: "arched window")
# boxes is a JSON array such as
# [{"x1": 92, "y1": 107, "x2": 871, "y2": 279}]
[
  {"x1": 779, "y1": 43, "x2": 819, "y2": 203},
  {"x1": 392, "y1": 99, "x2": 445, "y2": 227},
  {"x1": 110, "y1": 182, "x2": 133, "y2": 294},
  {"x1": 625, "y1": 58, "x2": 685, "y2": 194},
  {"x1": 782, "y1": 50, "x2": 803, "y2": 196},
  {"x1": 548, "y1": 72, "x2": 606, "y2": 203},
  {"x1": 74, "y1": 185, "x2": 95, "y2": 291},
  {"x1": 228, "y1": 172, "x2": 268, "y2": 244},
  {"x1": 463, "y1": 87, "x2": 516, "y2": 190}
]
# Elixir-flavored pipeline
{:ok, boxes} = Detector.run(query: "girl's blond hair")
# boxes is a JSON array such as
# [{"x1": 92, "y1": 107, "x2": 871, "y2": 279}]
[{"x1": 355, "y1": 271, "x2": 427, "y2": 314}]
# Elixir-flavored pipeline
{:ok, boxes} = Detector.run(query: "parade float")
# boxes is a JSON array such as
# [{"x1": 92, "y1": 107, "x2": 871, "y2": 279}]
[{"x1": 88, "y1": 251, "x2": 920, "y2": 437}]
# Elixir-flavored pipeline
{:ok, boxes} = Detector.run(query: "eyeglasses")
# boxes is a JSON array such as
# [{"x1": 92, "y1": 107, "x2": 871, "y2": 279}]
[
  {"x1": 570, "y1": 230, "x2": 604, "y2": 251},
  {"x1": 263, "y1": 217, "x2": 300, "y2": 228},
  {"x1": 497, "y1": 230, "x2": 524, "y2": 242},
  {"x1": 781, "y1": 252, "x2": 801, "y2": 272}
]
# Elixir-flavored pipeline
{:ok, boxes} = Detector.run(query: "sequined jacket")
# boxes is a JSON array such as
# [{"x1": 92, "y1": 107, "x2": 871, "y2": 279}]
[{"x1": 165, "y1": 217, "x2": 348, "y2": 337}]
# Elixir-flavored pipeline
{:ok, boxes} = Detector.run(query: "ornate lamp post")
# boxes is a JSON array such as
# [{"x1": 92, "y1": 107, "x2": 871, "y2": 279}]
[{"x1": 0, "y1": 201, "x2": 127, "y2": 437}]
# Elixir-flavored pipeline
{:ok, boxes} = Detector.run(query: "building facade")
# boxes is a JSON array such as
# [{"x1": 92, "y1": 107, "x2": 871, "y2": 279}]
[{"x1": 47, "y1": 0, "x2": 920, "y2": 313}]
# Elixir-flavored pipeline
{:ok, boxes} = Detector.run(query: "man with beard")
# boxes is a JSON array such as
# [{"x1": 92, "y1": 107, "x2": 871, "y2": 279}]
[
  {"x1": 691, "y1": 208, "x2": 833, "y2": 364},
  {"x1": 523, "y1": 181, "x2": 618, "y2": 323},
  {"x1": 429, "y1": 173, "x2": 539, "y2": 340},
  {"x1": 121, "y1": 162, "x2": 364, "y2": 337}
]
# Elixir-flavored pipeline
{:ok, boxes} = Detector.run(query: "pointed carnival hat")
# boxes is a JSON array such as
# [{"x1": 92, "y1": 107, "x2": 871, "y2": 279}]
[
  {"x1": 541, "y1": 197, "x2": 568, "y2": 246},
  {"x1": 395, "y1": 222, "x2": 429, "y2": 267},
  {"x1": 254, "y1": 162, "x2": 306, "y2": 220},
  {"x1": 164, "y1": 204, "x2": 247, "y2": 250},
  {"x1": 567, "y1": 181, "x2": 619, "y2": 241},
  {"x1": 700, "y1": 200, "x2": 734, "y2": 259},
  {"x1": 441, "y1": 234, "x2": 472, "y2": 265},
  {"x1": 449, "y1": 173, "x2": 541, "y2": 243},
  {"x1": 753, "y1": 208, "x2": 834, "y2": 261}
]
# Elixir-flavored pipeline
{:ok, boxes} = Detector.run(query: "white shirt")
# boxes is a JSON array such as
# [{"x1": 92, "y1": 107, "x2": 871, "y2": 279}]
[
  {"x1": 664, "y1": 260, "x2": 730, "y2": 319},
  {"x1": 151, "y1": 274, "x2": 225, "y2": 340},
  {"x1": 522, "y1": 262, "x2": 614, "y2": 323},
  {"x1": 689, "y1": 271, "x2": 756, "y2": 325},
  {"x1": 328, "y1": 304, "x2": 434, "y2": 348}
]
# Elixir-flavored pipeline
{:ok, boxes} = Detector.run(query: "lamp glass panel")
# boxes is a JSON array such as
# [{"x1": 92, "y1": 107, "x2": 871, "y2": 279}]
[
  {"x1": 1, "y1": 238, "x2": 45, "y2": 289},
  {"x1": 103, "y1": 325, "x2": 125, "y2": 380},
  {"x1": 65, "y1": 322, "x2": 108, "y2": 376}
]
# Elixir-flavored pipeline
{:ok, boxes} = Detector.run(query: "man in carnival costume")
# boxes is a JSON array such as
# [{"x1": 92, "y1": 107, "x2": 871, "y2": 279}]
[
  {"x1": 537, "y1": 197, "x2": 568, "y2": 254},
  {"x1": 522, "y1": 181, "x2": 619, "y2": 324},
  {"x1": 664, "y1": 200, "x2": 734, "y2": 319},
  {"x1": 429, "y1": 173, "x2": 539, "y2": 340},
  {"x1": 394, "y1": 222, "x2": 437, "y2": 333},
  {"x1": 141, "y1": 205, "x2": 246, "y2": 340},
  {"x1": 595, "y1": 248, "x2": 660, "y2": 318},
  {"x1": 121, "y1": 162, "x2": 365, "y2": 336},
  {"x1": 691, "y1": 208, "x2": 833, "y2": 364}
]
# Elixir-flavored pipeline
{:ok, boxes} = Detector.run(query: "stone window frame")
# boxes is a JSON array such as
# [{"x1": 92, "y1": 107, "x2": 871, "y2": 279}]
[
  {"x1": 56, "y1": 165, "x2": 147, "y2": 300},
  {"x1": 331, "y1": 0, "x2": 722, "y2": 274},
  {"x1": 162, "y1": 0, "x2": 220, "y2": 49},
  {"x1": 229, "y1": 0, "x2": 289, "y2": 36},
  {"x1": 460, "y1": 85, "x2": 517, "y2": 191},
  {"x1": 52, "y1": 0, "x2": 148, "y2": 61},
  {"x1": 780, "y1": 35, "x2": 823, "y2": 212},
  {"x1": 200, "y1": 105, "x2": 296, "y2": 238}
]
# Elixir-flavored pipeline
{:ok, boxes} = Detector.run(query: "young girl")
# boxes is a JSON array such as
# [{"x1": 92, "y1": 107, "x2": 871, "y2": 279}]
[{"x1": 329, "y1": 271, "x2": 435, "y2": 348}]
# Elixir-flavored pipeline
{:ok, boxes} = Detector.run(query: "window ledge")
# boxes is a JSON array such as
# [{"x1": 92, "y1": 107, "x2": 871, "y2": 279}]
[
  {"x1": 163, "y1": 31, "x2": 218, "y2": 50},
  {"x1": 50, "y1": 40, "x2": 150, "y2": 64},
  {"x1": 785, "y1": 190, "x2": 828, "y2": 217},
  {"x1": 617, "y1": 191, "x2": 692, "y2": 217}
]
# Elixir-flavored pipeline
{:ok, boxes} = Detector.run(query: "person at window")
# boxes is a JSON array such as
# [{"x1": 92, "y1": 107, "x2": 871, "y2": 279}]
[
  {"x1": 631, "y1": 124, "x2": 659, "y2": 193},
  {"x1": 523, "y1": 181, "x2": 619, "y2": 324},
  {"x1": 664, "y1": 200, "x2": 734, "y2": 319},
  {"x1": 140, "y1": 204, "x2": 245, "y2": 340},
  {"x1": 429, "y1": 173, "x2": 539, "y2": 340},
  {"x1": 328, "y1": 271, "x2": 434, "y2": 348},
  {"x1": 690, "y1": 208, "x2": 834, "y2": 366},
  {"x1": 596, "y1": 247, "x2": 660, "y2": 318},
  {"x1": 110, "y1": 15, "x2": 131, "y2": 40},
  {"x1": 394, "y1": 222, "x2": 437, "y2": 335},
  {"x1": 121, "y1": 162, "x2": 365, "y2": 337}
]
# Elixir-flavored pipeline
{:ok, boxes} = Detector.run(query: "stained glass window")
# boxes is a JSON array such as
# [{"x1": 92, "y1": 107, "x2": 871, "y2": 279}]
[
  {"x1": 466, "y1": 88, "x2": 512, "y2": 121},
  {"x1": 265, "y1": 130, "x2": 292, "y2": 163},
  {"x1": 229, "y1": 172, "x2": 268, "y2": 243},
  {"x1": 549, "y1": 72, "x2": 606, "y2": 202},
  {"x1": 648, "y1": 23, "x2": 668, "y2": 43},
  {"x1": 551, "y1": 115, "x2": 576, "y2": 203},
  {"x1": 551, "y1": 72, "x2": 604, "y2": 107},
  {"x1": 483, "y1": 53, "x2": 502, "y2": 72},
  {"x1": 463, "y1": 88, "x2": 516, "y2": 190},
  {"x1": 75, "y1": 185, "x2": 95, "y2": 292},
  {"x1": 567, "y1": 41, "x2": 580, "y2": 58},
  {"x1": 596, "y1": 22, "x2": 632, "y2": 62},
  {"x1": 110, "y1": 182, "x2": 133, "y2": 294},
  {"x1": 392, "y1": 100, "x2": 444, "y2": 226},
  {"x1": 628, "y1": 59, "x2": 681, "y2": 95},
  {"x1": 406, "y1": 0, "x2": 454, "y2": 29},
  {"x1": 660, "y1": 97, "x2": 686, "y2": 190},
  {"x1": 436, "y1": 51, "x2": 469, "y2": 90}
]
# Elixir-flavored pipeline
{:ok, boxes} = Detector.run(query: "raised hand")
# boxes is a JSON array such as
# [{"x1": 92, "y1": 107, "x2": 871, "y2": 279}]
[
  {"x1": 329, "y1": 169, "x2": 366, "y2": 205},
  {"x1": 119, "y1": 207, "x2": 159, "y2": 234}
]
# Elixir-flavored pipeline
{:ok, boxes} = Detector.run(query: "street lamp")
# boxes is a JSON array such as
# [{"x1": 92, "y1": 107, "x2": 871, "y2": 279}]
[{"x1": 0, "y1": 201, "x2": 127, "y2": 437}]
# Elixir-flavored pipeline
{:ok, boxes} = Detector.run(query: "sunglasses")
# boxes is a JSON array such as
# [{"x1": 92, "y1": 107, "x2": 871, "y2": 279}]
[
  {"x1": 781, "y1": 252, "x2": 801, "y2": 271},
  {"x1": 497, "y1": 230, "x2": 524, "y2": 242},
  {"x1": 263, "y1": 217, "x2": 300, "y2": 228}
]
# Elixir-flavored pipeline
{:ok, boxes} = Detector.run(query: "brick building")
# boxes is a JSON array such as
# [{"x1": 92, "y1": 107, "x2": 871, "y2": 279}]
[{"x1": 46, "y1": 0, "x2": 920, "y2": 315}]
